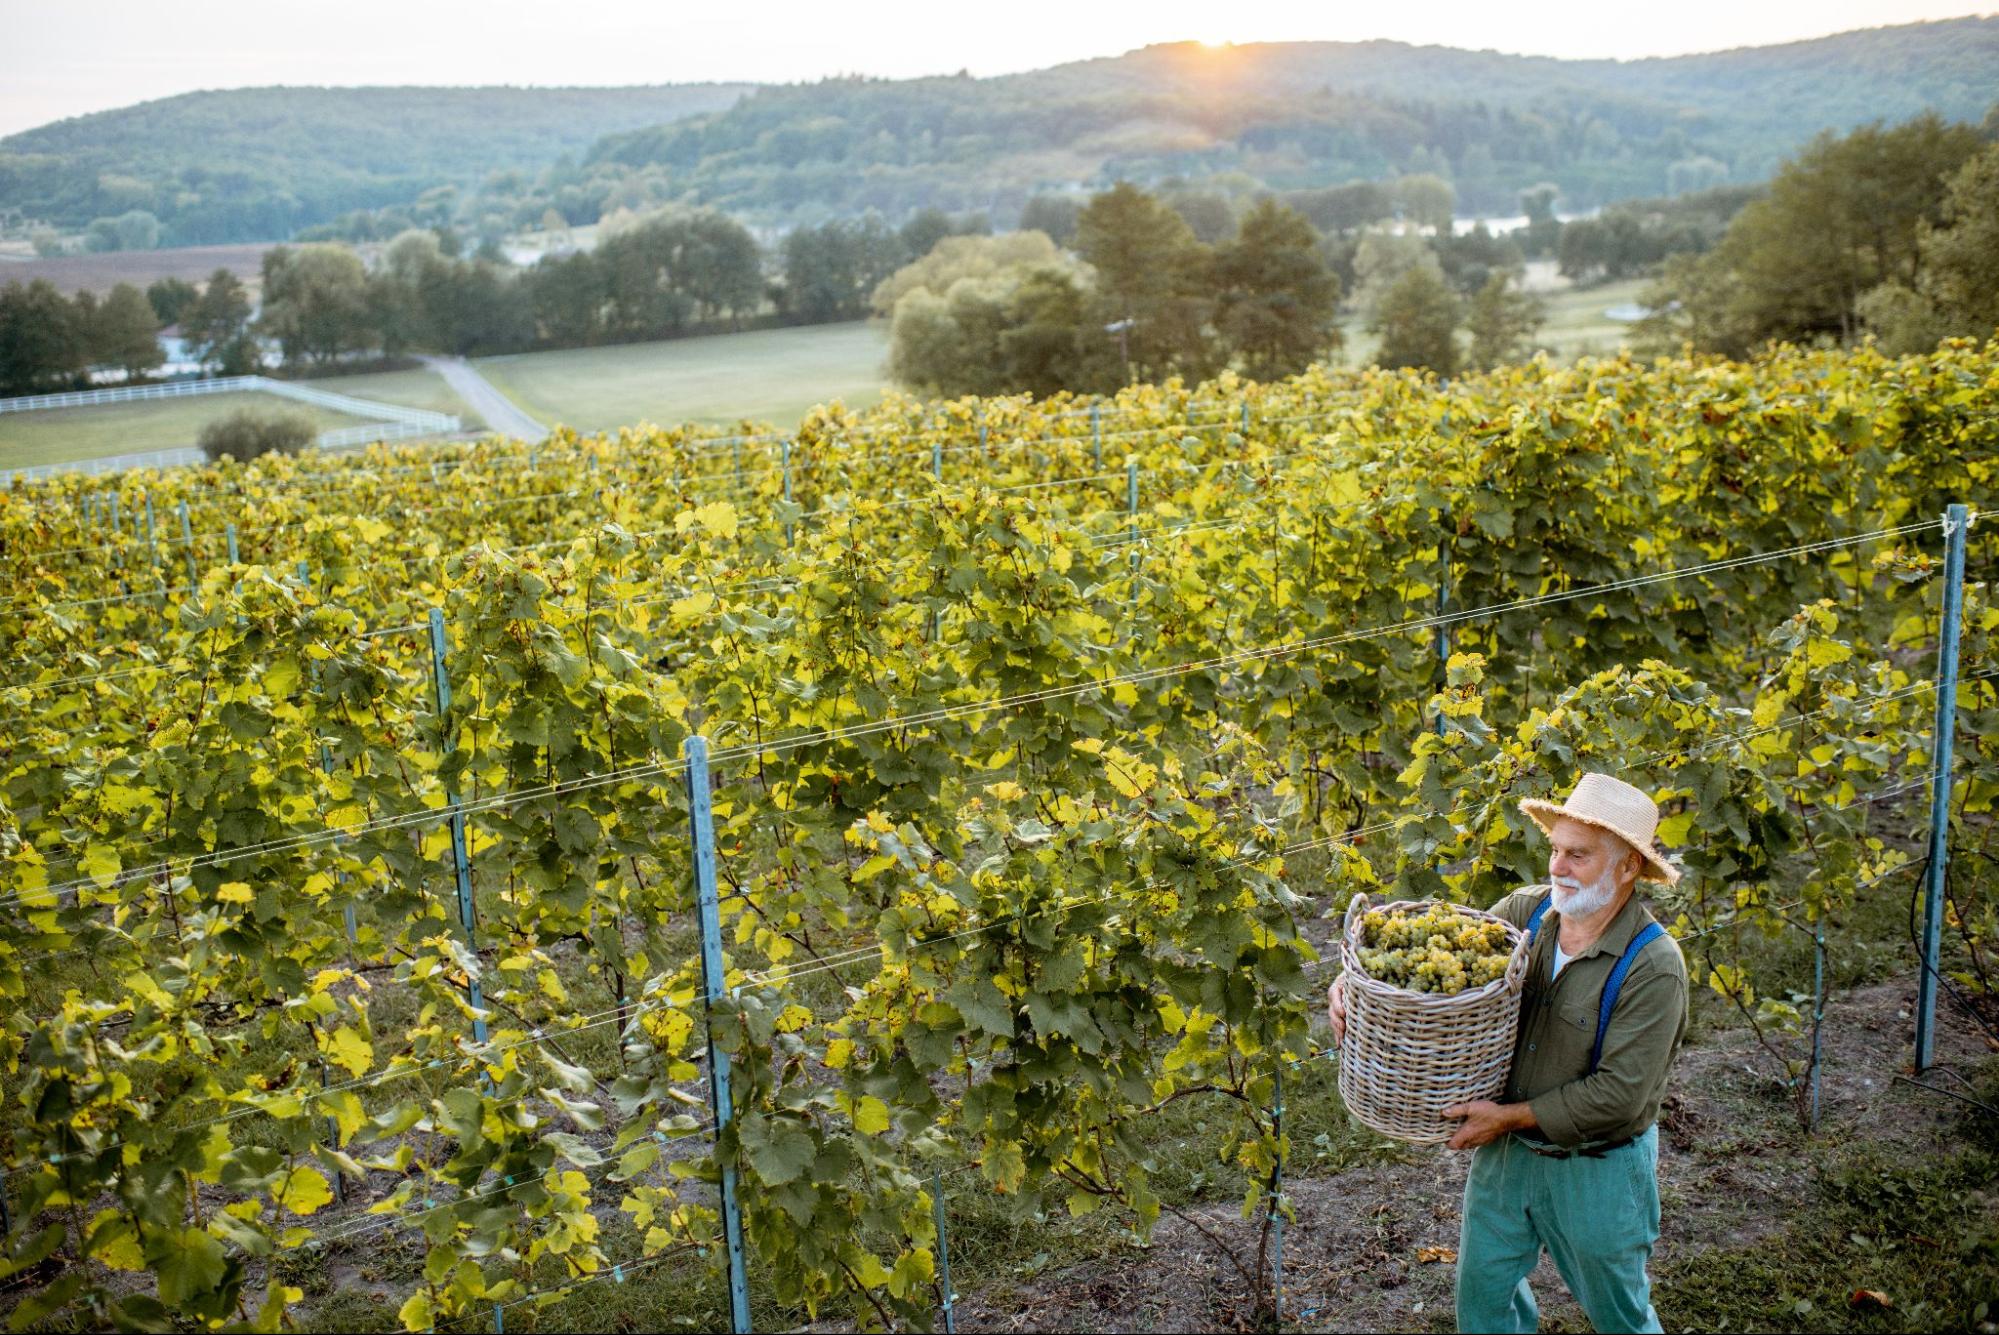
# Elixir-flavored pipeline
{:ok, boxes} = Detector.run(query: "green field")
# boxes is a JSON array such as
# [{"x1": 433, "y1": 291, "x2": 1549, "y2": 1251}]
[
  {"x1": 475, "y1": 322, "x2": 890, "y2": 433},
  {"x1": 1336, "y1": 277, "x2": 1650, "y2": 368},
  {"x1": 0, "y1": 373, "x2": 480, "y2": 470}
]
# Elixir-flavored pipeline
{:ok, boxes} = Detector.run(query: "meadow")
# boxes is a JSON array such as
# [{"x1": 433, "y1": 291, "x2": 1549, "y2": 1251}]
[{"x1": 473, "y1": 320, "x2": 891, "y2": 433}]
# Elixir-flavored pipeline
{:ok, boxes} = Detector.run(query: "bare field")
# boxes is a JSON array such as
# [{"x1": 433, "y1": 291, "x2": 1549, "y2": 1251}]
[{"x1": 0, "y1": 243, "x2": 277, "y2": 299}]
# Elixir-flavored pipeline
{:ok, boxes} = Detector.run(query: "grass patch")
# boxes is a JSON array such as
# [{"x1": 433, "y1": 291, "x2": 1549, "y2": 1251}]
[
  {"x1": 1655, "y1": 1084, "x2": 1999, "y2": 1332},
  {"x1": 473, "y1": 323, "x2": 889, "y2": 434}
]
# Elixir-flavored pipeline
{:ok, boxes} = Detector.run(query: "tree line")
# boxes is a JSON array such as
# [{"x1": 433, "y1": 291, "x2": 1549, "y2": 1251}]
[
  {"x1": 0, "y1": 206, "x2": 988, "y2": 393},
  {"x1": 1641, "y1": 111, "x2": 1999, "y2": 357}
]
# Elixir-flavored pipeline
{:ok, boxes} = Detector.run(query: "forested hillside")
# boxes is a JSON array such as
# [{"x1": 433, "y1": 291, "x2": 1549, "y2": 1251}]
[
  {"x1": 2, "y1": 19, "x2": 1993, "y2": 247},
  {"x1": 588, "y1": 17, "x2": 1999, "y2": 220},
  {"x1": 0, "y1": 84, "x2": 751, "y2": 244}
]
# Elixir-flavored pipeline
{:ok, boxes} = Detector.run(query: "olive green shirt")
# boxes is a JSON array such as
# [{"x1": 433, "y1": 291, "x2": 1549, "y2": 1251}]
[{"x1": 1491, "y1": 885, "x2": 1689, "y2": 1147}]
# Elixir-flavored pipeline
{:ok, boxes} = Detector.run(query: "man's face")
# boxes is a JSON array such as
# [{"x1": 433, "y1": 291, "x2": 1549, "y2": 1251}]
[{"x1": 1547, "y1": 816, "x2": 1636, "y2": 916}]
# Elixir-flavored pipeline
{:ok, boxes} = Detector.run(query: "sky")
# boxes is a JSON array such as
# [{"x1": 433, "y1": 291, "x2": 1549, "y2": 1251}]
[{"x1": 1, "y1": 0, "x2": 1992, "y2": 138}]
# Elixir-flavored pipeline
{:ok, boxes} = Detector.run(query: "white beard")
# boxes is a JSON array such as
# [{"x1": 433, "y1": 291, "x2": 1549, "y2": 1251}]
[{"x1": 1550, "y1": 870, "x2": 1620, "y2": 917}]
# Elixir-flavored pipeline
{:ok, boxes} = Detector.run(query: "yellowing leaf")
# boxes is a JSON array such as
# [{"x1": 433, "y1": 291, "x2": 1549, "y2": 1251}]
[
  {"x1": 323, "y1": 1026, "x2": 373, "y2": 1079},
  {"x1": 398, "y1": 1290, "x2": 433, "y2": 1332},
  {"x1": 675, "y1": 500, "x2": 739, "y2": 539},
  {"x1": 852, "y1": 1095, "x2": 891, "y2": 1136},
  {"x1": 215, "y1": 882, "x2": 254, "y2": 905},
  {"x1": 274, "y1": 1166, "x2": 334, "y2": 1216},
  {"x1": 669, "y1": 591, "x2": 715, "y2": 625},
  {"x1": 986, "y1": 781, "x2": 1026, "y2": 802}
]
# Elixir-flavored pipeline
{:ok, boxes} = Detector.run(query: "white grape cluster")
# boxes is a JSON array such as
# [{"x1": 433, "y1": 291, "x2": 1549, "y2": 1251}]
[{"x1": 1354, "y1": 905, "x2": 1513, "y2": 995}]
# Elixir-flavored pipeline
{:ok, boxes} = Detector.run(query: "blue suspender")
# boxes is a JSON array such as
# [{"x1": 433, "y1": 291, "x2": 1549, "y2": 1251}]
[
  {"x1": 1593, "y1": 923, "x2": 1664, "y2": 1071},
  {"x1": 1522, "y1": 894, "x2": 1664, "y2": 1074},
  {"x1": 1525, "y1": 895, "x2": 1553, "y2": 938}
]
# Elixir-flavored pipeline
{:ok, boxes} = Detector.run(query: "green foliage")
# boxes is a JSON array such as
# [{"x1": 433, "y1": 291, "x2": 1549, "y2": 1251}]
[
  {"x1": 0, "y1": 278, "x2": 88, "y2": 395},
  {"x1": 90, "y1": 282, "x2": 165, "y2": 379},
  {"x1": 1212, "y1": 199, "x2": 1343, "y2": 382},
  {"x1": 1370, "y1": 264, "x2": 1461, "y2": 373},
  {"x1": 258, "y1": 244, "x2": 373, "y2": 367},
  {"x1": 1863, "y1": 143, "x2": 1999, "y2": 353},
  {"x1": 1465, "y1": 273, "x2": 1546, "y2": 372},
  {"x1": 2, "y1": 337, "x2": 1998, "y2": 1331},
  {"x1": 1648, "y1": 113, "x2": 1984, "y2": 354},
  {"x1": 145, "y1": 277, "x2": 199, "y2": 328}
]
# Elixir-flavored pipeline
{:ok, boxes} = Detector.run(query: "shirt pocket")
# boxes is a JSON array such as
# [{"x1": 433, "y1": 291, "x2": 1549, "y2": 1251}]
[{"x1": 1551, "y1": 994, "x2": 1601, "y2": 1067}]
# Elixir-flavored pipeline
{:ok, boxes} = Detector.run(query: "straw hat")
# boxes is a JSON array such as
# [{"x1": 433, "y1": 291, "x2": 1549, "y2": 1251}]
[{"x1": 1519, "y1": 772, "x2": 1681, "y2": 886}]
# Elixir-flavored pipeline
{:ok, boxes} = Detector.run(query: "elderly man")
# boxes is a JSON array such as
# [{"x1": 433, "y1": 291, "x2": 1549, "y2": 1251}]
[{"x1": 1328, "y1": 772, "x2": 1689, "y2": 1334}]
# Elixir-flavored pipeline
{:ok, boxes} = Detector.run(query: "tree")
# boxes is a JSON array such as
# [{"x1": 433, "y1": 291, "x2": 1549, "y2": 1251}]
[
  {"x1": 0, "y1": 280, "x2": 87, "y2": 395},
  {"x1": 198, "y1": 408, "x2": 315, "y2": 462},
  {"x1": 869, "y1": 231, "x2": 1075, "y2": 318},
  {"x1": 897, "y1": 208, "x2": 959, "y2": 263},
  {"x1": 886, "y1": 264, "x2": 1114, "y2": 400},
  {"x1": 83, "y1": 209, "x2": 161, "y2": 252},
  {"x1": 1285, "y1": 182, "x2": 1394, "y2": 236},
  {"x1": 1519, "y1": 183, "x2": 1562, "y2": 259},
  {"x1": 777, "y1": 217, "x2": 904, "y2": 325},
  {"x1": 1352, "y1": 231, "x2": 1438, "y2": 317},
  {"x1": 527, "y1": 251, "x2": 607, "y2": 347},
  {"x1": 147, "y1": 277, "x2": 199, "y2": 327},
  {"x1": 997, "y1": 266, "x2": 1118, "y2": 397},
  {"x1": 1465, "y1": 273, "x2": 1546, "y2": 371},
  {"x1": 1162, "y1": 189, "x2": 1236, "y2": 244},
  {"x1": 1074, "y1": 183, "x2": 1216, "y2": 383},
  {"x1": 1393, "y1": 174, "x2": 1456, "y2": 234},
  {"x1": 1212, "y1": 199, "x2": 1341, "y2": 381},
  {"x1": 1370, "y1": 265, "x2": 1459, "y2": 374},
  {"x1": 1648, "y1": 113, "x2": 1982, "y2": 354},
  {"x1": 1018, "y1": 195, "x2": 1080, "y2": 247},
  {"x1": 259, "y1": 244, "x2": 373, "y2": 366},
  {"x1": 92, "y1": 283, "x2": 166, "y2": 379},
  {"x1": 183, "y1": 269, "x2": 254, "y2": 372},
  {"x1": 1905, "y1": 143, "x2": 1999, "y2": 339}
]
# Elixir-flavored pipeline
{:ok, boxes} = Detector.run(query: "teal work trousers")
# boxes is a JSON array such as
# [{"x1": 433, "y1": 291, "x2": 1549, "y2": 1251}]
[{"x1": 1455, "y1": 1126, "x2": 1663, "y2": 1334}]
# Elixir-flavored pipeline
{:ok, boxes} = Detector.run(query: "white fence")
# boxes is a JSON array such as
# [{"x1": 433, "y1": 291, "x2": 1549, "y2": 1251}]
[
  {"x1": 2, "y1": 448, "x2": 209, "y2": 484},
  {"x1": 0, "y1": 376, "x2": 458, "y2": 433},
  {"x1": 0, "y1": 376, "x2": 463, "y2": 486}
]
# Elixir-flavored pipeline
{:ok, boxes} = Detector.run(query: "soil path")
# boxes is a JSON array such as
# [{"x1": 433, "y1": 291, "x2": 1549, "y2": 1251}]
[{"x1": 419, "y1": 354, "x2": 547, "y2": 443}]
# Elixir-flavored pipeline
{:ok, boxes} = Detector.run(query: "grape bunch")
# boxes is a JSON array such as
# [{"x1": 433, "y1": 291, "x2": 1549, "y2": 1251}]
[{"x1": 1354, "y1": 904, "x2": 1514, "y2": 995}]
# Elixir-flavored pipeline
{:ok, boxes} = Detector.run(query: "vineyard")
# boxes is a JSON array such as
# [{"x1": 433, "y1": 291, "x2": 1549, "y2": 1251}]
[{"x1": 1, "y1": 338, "x2": 1997, "y2": 1332}]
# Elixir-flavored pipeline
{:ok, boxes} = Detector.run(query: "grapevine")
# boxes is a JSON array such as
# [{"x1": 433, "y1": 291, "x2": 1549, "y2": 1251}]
[{"x1": 0, "y1": 340, "x2": 1993, "y2": 1329}]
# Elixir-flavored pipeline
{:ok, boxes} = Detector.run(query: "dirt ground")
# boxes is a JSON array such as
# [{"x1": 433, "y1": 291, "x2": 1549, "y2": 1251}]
[{"x1": 951, "y1": 979, "x2": 1996, "y2": 1333}]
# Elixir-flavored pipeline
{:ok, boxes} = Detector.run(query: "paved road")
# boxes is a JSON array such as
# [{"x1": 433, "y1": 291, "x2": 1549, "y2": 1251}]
[{"x1": 421, "y1": 355, "x2": 549, "y2": 444}]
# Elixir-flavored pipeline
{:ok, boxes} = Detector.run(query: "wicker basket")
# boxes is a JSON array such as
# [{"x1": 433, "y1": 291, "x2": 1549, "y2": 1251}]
[{"x1": 1336, "y1": 893, "x2": 1533, "y2": 1145}]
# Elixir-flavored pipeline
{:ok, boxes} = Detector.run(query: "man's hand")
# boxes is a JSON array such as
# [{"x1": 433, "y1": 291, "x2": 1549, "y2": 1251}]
[
  {"x1": 1327, "y1": 976, "x2": 1347, "y2": 1045},
  {"x1": 1441, "y1": 1099, "x2": 1535, "y2": 1150}
]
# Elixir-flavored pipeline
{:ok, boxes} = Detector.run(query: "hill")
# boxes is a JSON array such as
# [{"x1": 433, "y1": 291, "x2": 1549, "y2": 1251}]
[
  {"x1": 588, "y1": 17, "x2": 1999, "y2": 219},
  {"x1": 0, "y1": 83, "x2": 752, "y2": 244}
]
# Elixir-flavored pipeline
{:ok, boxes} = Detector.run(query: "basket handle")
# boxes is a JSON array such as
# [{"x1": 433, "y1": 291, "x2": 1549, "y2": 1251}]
[{"x1": 1343, "y1": 891, "x2": 1371, "y2": 948}]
